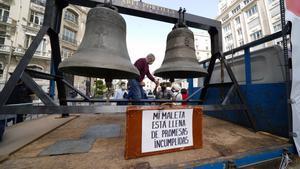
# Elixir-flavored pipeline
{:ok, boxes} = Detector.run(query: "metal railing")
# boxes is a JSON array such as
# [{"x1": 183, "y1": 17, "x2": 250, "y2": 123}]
[{"x1": 0, "y1": 44, "x2": 12, "y2": 53}]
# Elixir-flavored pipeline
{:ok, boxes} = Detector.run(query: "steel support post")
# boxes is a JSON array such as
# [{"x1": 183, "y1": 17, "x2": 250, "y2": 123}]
[
  {"x1": 45, "y1": 0, "x2": 69, "y2": 117},
  {"x1": 199, "y1": 27, "x2": 222, "y2": 103},
  {"x1": 280, "y1": 0, "x2": 293, "y2": 142},
  {"x1": 49, "y1": 61, "x2": 55, "y2": 98}
]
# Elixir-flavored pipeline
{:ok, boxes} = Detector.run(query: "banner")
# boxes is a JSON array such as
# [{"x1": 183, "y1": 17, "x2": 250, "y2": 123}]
[{"x1": 286, "y1": 0, "x2": 300, "y2": 155}]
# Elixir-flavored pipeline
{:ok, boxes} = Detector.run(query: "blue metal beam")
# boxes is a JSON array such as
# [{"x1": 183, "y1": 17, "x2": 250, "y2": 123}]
[{"x1": 191, "y1": 144, "x2": 296, "y2": 169}]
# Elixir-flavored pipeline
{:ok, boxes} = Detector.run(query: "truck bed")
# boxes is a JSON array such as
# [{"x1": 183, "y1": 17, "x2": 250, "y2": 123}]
[{"x1": 0, "y1": 114, "x2": 289, "y2": 169}]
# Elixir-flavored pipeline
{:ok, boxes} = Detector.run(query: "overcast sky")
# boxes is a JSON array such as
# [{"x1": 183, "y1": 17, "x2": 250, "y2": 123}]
[{"x1": 123, "y1": 0, "x2": 219, "y2": 72}]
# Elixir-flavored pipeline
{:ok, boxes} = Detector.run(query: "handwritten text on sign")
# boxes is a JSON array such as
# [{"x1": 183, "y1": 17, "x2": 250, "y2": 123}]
[{"x1": 141, "y1": 109, "x2": 193, "y2": 153}]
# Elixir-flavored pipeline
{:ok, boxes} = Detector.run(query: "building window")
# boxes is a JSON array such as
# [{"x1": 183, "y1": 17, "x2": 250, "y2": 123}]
[
  {"x1": 244, "y1": 0, "x2": 252, "y2": 5},
  {"x1": 232, "y1": 5, "x2": 241, "y2": 15},
  {"x1": 31, "y1": 0, "x2": 46, "y2": 6},
  {"x1": 268, "y1": 0, "x2": 276, "y2": 4},
  {"x1": 25, "y1": 35, "x2": 46, "y2": 55},
  {"x1": 226, "y1": 44, "x2": 234, "y2": 51},
  {"x1": 62, "y1": 27, "x2": 77, "y2": 44},
  {"x1": 64, "y1": 9, "x2": 78, "y2": 24},
  {"x1": 0, "y1": 62, "x2": 3, "y2": 78},
  {"x1": 0, "y1": 4, "x2": 9, "y2": 23},
  {"x1": 225, "y1": 34, "x2": 233, "y2": 42},
  {"x1": 250, "y1": 30, "x2": 263, "y2": 41},
  {"x1": 270, "y1": 6, "x2": 280, "y2": 18},
  {"x1": 248, "y1": 17, "x2": 260, "y2": 29},
  {"x1": 239, "y1": 40, "x2": 244, "y2": 46},
  {"x1": 273, "y1": 21, "x2": 282, "y2": 32},
  {"x1": 222, "y1": 14, "x2": 229, "y2": 22},
  {"x1": 0, "y1": 26, "x2": 6, "y2": 45},
  {"x1": 246, "y1": 5, "x2": 258, "y2": 17},
  {"x1": 61, "y1": 47, "x2": 73, "y2": 60},
  {"x1": 237, "y1": 28, "x2": 243, "y2": 36},
  {"x1": 223, "y1": 24, "x2": 231, "y2": 33},
  {"x1": 30, "y1": 10, "x2": 44, "y2": 26},
  {"x1": 235, "y1": 17, "x2": 241, "y2": 24}
]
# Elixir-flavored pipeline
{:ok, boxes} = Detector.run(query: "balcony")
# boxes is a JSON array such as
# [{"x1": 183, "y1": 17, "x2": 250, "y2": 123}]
[
  {"x1": 0, "y1": 44, "x2": 11, "y2": 54},
  {"x1": 0, "y1": 0, "x2": 13, "y2": 6},
  {"x1": 23, "y1": 22, "x2": 42, "y2": 34},
  {"x1": 27, "y1": 22, "x2": 41, "y2": 30},
  {"x1": 14, "y1": 47, "x2": 51, "y2": 60},
  {"x1": 0, "y1": 17, "x2": 16, "y2": 28},
  {"x1": 30, "y1": 1, "x2": 45, "y2": 13},
  {"x1": 63, "y1": 19, "x2": 79, "y2": 29},
  {"x1": 30, "y1": 0, "x2": 46, "y2": 7},
  {"x1": 61, "y1": 36, "x2": 78, "y2": 50}
]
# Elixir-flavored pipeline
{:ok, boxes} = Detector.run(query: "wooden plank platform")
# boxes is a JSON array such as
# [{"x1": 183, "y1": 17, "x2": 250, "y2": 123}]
[
  {"x1": 0, "y1": 114, "x2": 288, "y2": 169},
  {"x1": 0, "y1": 115, "x2": 77, "y2": 161}
]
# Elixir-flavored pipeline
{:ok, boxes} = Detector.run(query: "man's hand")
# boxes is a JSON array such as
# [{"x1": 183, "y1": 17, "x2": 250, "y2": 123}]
[{"x1": 140, "y1": 81, "x2": 145, "y2": 86}]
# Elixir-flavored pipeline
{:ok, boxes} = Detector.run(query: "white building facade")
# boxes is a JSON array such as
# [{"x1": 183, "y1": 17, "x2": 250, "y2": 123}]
[
  {"x1": 194, "y1": 31, "x2": 211, "y2": 61},
  {"x1": 217, "y1": 0, "x2": 282, "y2": 52},
  {"x1": 0, "y1": 0, "x2": 88, "y2": 92}
]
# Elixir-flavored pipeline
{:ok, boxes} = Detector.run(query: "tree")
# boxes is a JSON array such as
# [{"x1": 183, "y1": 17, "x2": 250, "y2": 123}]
[{"x1": 93, "y1": 79, "x2": 107, "y2": 98}]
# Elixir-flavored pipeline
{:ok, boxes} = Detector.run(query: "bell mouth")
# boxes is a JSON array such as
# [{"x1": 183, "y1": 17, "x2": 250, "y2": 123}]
[
  {"x1": 154, "y1": 70, "x2": 208, "y2": 79},
  {"x1": 154, "y1": 64, "x2": 208, "y2": 79}
]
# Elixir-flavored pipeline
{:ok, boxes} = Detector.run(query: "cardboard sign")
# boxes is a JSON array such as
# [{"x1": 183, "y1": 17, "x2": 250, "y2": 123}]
[
  {"x1": 141, "y1": 109, "x2": 194, "y2": 153},
  {"x1": 125, "y1": 106, "x2": 202, "y2": 159}
]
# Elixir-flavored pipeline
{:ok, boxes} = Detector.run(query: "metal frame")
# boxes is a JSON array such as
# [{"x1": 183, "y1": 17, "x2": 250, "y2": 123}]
[
  {"x1": 0, "y1": 0, "x2": 295, "y2": 167},
  {"x1": 0, "y1": 0, "x2": 223, "y2": 112},
  {"x1": 280, "y1": 0, "x2": 293, "y2": 141},
  {"x1": 199, "y1": 22, "x2": 292, "y2": 134},
  {"x1": 0, "y1": 0, "x2": 290, "y2": 132}
]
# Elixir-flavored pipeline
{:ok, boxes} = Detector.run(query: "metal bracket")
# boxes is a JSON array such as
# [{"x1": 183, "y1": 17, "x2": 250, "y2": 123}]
[{"x1": 173, "y1": 7, "x2": 187, "y2": 29}]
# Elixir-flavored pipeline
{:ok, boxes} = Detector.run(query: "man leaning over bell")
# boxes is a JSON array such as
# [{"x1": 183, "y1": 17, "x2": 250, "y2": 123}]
[{"x1": 128, "y1": 53, "x2": 159, "y2": 104}]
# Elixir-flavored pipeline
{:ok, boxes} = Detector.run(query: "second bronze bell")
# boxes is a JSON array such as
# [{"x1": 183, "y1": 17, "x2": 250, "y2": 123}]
[
  {"x1": 59, "y1": 6, "x2": 139, "y2": 79},
  {"x1": 154, "y1": 26, "x2": 208, "y2": 79}
]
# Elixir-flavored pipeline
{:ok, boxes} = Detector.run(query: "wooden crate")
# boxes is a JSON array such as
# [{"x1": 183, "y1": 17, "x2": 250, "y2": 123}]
[{"x1": 125, "y1": 106, "x2": 203, "y2": 159}]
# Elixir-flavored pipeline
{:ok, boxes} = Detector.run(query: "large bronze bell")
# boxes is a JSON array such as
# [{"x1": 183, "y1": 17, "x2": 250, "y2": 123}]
[
  {"x1": 154, "y1": 27, "x2": 208, "y2": 79},
  {"x1": 59, "y1": 6, "x2": 139, "y2": 79}
]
